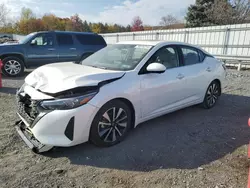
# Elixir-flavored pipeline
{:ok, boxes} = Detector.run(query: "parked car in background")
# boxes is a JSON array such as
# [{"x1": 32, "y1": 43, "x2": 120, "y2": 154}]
[
  {"x1": 15, "y1": 41, "x2": 226, "y2": 153},
  {"x1": 0, "y1": 35, "x2": 13, "y2": 44},
  {"x1": 0, "y1": 31, "x2": 107, "y2": 77}
]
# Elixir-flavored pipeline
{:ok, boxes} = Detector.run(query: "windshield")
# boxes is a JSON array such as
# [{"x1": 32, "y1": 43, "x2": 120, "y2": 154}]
[
  {"x1": 19, "y1": 32, "x2": 37, "y2": 44},
  {"x1": 81, "y1": 44, "x2": 153, "y2": 71}
]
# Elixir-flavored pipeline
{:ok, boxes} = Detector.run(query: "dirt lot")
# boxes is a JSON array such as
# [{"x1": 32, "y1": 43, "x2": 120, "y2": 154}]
[{"x1": 0, "y1": 69, "x2": 250, "y2": 188}]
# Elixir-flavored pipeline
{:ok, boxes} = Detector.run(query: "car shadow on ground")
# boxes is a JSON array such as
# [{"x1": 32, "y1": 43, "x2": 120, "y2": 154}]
[{"x1": 44, "y1": 93, "x2": 250, "y2": 171}]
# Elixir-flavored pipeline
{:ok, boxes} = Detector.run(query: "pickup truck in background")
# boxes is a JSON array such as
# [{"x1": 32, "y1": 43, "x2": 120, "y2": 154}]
[{"x1": 0, "y1": 31, "x2": 107, "y2": 77}]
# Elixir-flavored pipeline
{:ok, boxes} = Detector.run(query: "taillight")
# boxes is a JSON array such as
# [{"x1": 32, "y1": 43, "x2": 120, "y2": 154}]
[{"x1": 248, "y1": 118, "x2": 250, "y2": 127}]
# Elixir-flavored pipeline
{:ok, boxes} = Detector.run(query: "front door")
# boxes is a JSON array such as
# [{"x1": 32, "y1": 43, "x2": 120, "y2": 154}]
[
  {"x1": 140, "y1": 45, "x2": 187, "y2": 118},
  {"x1": 26, "y1": 33, "x2": 58, "y2": 67}
]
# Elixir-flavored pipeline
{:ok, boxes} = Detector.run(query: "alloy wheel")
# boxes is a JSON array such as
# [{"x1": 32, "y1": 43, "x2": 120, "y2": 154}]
[
  {"x1": 206, "y1": 83, "x2": 219, "y2": 107},
  {"x1": 4, "y1": 60, "x2": 21, "y2": 75},
  {"x1": 98, "y1": 107, "x2": 128, "y2": 143}
]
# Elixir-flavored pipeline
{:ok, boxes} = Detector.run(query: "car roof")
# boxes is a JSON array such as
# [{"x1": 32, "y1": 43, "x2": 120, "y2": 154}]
[
  {"x1": 116, "y1": 40, "x2": 211, "y2": 55},
  {"x1": 117, "y1": 40, "x2": 203, "y2": 50},
  {"x1": 36, "y1": 31, "x2": 97, "y2": 35}
]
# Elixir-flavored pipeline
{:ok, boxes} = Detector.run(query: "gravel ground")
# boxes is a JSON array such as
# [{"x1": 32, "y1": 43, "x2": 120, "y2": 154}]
[{"x1": 0, "y1": 69, "x2": 250, "y2": 188}]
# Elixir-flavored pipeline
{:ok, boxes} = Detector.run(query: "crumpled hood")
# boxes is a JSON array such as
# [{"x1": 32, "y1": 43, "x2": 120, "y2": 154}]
[{"x1": 25, "y1": 62, "x2": 125, "y2": 94}]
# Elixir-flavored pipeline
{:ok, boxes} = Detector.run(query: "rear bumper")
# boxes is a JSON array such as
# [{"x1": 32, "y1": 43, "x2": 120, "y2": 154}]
[{"x1": 15, "y1": 120, "x2": 53, "y2": 153}]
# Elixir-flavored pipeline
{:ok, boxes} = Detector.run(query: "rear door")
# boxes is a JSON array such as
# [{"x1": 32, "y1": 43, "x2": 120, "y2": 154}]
[
  {"x1": 26, "y1": 33, "x2": 58, "y2": 67},
  {"x1": 177, "y1": 45, "x2": 209, "y2": 102},
  {"x1": 75, "y1": 34, "x2": 107, "y2": 56},
  {"x1": 56, "y1": 33, "x2": 79, "y2": 62}
]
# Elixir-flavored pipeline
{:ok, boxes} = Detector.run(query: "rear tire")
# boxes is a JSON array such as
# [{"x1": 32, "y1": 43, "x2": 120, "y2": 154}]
[
  {"x1": 2, "y1": 56, "x2": 24, "y2": 77},
  {"x1": 90, "y1": 100, "x2": 132, "y2": 147},
  {"x1": 202, "y1": 80, "x2": 221, "y2": 109}
]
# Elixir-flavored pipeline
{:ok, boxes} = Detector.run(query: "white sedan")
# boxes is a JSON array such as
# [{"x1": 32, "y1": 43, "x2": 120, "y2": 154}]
[{"x1": 15, "y1": 41, "x2": 226, "y2": 153}]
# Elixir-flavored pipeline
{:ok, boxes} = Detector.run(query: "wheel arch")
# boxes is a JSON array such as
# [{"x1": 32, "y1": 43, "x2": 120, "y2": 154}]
[
  {"x1": 212, "y1": 79, "x2": 221, "y2": 96},
  {"x1": 0, "y1": 53, "x2": 26, "y2": 67},
  {"x1": 100, "y1": 97, "x2": 136, "y2": 129}
]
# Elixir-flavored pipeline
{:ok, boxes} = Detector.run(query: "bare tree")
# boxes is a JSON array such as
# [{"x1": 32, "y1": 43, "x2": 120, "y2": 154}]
[
  {"x1": 0, "y1": 3, "x2": 9, "y2": 27},
  {"x1": 206, "y1": 0, "x2": 234, "y2": 25},
  {"x1": 231, "y1": 0, "x2": 250, "y2": 23},
  {"x1": 159, "y1": 15, "x2": 179, "y2": 27},
  {"x1": 207, "y1": 0, "x2": 250, "y2": 25},
  {"x1": 20, "y1": 7, "x2": 35, "y2": 21}
]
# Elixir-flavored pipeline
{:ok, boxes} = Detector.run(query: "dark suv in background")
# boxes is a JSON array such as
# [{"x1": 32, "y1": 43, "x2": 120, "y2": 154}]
[{"x1": 0, "y1": 31, "x2": 107, "y2": 77}]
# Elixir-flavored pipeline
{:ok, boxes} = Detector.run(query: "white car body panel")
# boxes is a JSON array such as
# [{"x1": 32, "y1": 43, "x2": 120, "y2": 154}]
[
  {"x1": 31, "y1": 104, "x2": 99, "y2": 146},
  {"x1": 25, "y1": 62, "x2": 125, "y2": 94},
  {"x1": 16, "y1": 41, "x2": 226, "y2": 151}
]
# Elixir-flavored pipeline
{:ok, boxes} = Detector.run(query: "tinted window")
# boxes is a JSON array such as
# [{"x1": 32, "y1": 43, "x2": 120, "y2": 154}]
[
  {"x1": 30, "y1": 34, "x2": 54, "y2": 46},
  {"x1": 148, "y1": 46, "x2": 179, "y2": 69},
  {"x1": 198, "y1": 50, "x2": 205, "y2": 61},
  {"x1": 56, "y1": 34, "x2": 73, "y2": 45},
  {"x1": 76, "y1": 34, "x2": 106, "y2": 45},
  {"x1": 181, "y1": 47, "x2": 200, "y2": 66}
]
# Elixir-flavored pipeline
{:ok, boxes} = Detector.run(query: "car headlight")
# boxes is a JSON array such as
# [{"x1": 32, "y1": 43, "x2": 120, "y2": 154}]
[{"x1": 40, "y1": 92, "x2": 97, "y2": 110}]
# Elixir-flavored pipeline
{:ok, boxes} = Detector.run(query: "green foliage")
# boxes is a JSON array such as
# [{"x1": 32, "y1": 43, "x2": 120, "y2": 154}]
[
  {"x1": 20, "y1": 7, "x2": 35, "y2": 21},
  {"x1": 82, "y1": 21, "x2": 91, "y2": 32},
  {"x1": 185, "y1": 0, "x2": 214, "y2": 27},
  {"x1": 185, "y1": 0, "x2": 249, "y2": 27}
]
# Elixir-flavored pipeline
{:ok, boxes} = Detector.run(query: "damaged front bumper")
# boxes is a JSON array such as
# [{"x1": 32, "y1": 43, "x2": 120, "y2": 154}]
[
  {"x1": 15, "y1": 118, "x2": 53, "y2": 153},
  {"x1": 15, "y1": 83, "x2": 99, "y2": 151},
  {"x1": 15, "y1": 85, "x2": 54, "y2": 153}
]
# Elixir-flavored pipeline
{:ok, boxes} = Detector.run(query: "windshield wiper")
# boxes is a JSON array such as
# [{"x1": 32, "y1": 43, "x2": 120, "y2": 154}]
[
  {"x1": 86, "y1": 65, "x2": 98, "y2": 68},
  {"x1": 87, "y1": 65, "x2": 107, "y2": 70},
  {"x1": 98, "y1": 66, "x2": 108, "y2": 70}
]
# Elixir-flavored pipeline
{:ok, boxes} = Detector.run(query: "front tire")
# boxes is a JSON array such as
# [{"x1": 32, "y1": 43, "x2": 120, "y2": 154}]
[
  {"x1": 202, "y1": 81, "x2": 221, "y2": 109},
  {"x1": 2, "y1": 56, "x2": 24, "y2": 77},
  {"x1": 90, "y1": 100, "x2": 132, "y2": 147}
]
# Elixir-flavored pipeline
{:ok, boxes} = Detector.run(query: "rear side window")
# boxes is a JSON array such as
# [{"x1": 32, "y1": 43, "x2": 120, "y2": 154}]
[
  {"x1": 76, "y1": 34, "x2": 106, "y2": 45},
  {"x1": 56, "y1": 34, "x2": 74, "y2": 46},
  {"x1": 198, "y1": 50, "x2": 206, "y2": 61},
  {"x1": 181, "y1": 46, "x2": 200, "y2": 66}
]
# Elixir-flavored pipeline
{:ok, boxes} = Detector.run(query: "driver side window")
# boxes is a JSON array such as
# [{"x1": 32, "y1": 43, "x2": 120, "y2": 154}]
[
  {"x1": 147, "y1": 46, "x2": 179, "y2": 70},
  {"x1": 30, "y1": 34, "x2": 54, "y2": 46}
]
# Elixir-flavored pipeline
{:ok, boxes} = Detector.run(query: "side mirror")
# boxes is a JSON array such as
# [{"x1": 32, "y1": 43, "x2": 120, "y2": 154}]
[
  {"x1": 146, "y1": 62, "x2": 166, "y2": 73},
  {"x1": 30, "y1": 40, "x2": 37, "y2": 46}
]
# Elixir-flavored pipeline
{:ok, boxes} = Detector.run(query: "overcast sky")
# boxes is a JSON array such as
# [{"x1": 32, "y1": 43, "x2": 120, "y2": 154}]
[{"x1": 2, "y1": 0, "x2": 195, "y2": 25}]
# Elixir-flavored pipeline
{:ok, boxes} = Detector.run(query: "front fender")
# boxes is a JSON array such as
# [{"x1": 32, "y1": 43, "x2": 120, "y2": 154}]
[{"x1": 89, "y1": 73, "x2": 141, "y2": 125}]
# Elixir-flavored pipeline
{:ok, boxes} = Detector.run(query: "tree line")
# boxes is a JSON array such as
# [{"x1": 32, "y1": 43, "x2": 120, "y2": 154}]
[{"x1": 0, "y1": 0, "x2": 249, "y2": 35}]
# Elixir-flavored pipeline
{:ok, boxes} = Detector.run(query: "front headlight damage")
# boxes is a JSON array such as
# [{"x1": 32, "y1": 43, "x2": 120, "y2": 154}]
[{"x1": 40, "y1": 92, "x2": 97, "y2": 110}]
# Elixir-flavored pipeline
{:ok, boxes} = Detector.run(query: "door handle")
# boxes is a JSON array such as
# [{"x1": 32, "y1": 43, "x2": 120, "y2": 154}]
[
  {"x1": 177, "y1": 74, "x2": 184, "y2": 79},
  {"x1": 70, "y1": 48, "x2": 76, "y2": 50},
  {"x1": 206, "y1": 67, "x2": 211, "y2": 72},
  {"x1": 48, "y1": 48, "x2": 55, "y2": 51}
]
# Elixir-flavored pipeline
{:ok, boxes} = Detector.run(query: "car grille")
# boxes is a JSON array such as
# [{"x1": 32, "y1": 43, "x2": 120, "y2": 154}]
[{"x1": 16, "y1": 93, "x2": 39, "y2": 127}]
